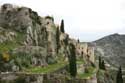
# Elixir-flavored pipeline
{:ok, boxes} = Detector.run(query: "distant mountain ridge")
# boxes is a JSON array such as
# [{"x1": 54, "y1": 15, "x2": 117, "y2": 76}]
[{"x1": 94, "y1": 33, "x2": 125, "y2": 68}]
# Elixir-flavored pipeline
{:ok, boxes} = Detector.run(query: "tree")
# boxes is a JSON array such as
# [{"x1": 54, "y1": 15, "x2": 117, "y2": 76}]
[
  {"x1": 99, "y1": 56, "x2": 102, "y2": 69},
  {"x1": 56, "y1": 26, "x2": 60, "y2": 53},
  {"x1": 60, "y1": 19, "x2": 65, "y2": 33},
  {"x1": 101, "y1": 60, "x2": 106, "y2": 70},
  {"x1": 2, "y1": 52, "x2": 10, "y2": 62},
  {"x1": 69, "y1": 43, "x2": 77, "y2": 77},
  {"x1": 99, "y1": 56, "x2": 106, "y2": 70},
  {"x1": 77, "y1": 39, "x2": 80, "y2": 43},
  {"x1": 116, "y1": 66, "x2": 123, "y2": 83}
]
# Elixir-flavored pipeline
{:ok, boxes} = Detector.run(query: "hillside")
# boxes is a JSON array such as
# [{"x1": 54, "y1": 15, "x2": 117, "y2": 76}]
[
  {"x1": 0, "y1": 3, "x2": 116, "y2": 83},
  {"x1": 94, "y1": 33, "x2": 125, "y2": 68}
]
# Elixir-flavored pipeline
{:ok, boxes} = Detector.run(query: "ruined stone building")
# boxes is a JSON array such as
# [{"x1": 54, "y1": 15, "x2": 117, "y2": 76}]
[{"x1": 75, "y1": 41, "x2": 95, "y2": 63}]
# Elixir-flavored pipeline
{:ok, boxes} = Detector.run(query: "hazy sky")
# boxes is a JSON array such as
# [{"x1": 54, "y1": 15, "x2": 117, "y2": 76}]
[{"x1": 0, "y1": 0, "x2": 125, "y2": 41}]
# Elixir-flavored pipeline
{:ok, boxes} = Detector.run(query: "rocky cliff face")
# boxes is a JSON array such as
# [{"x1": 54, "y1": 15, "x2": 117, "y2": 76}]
[
  {"x1": 0, "y1": 3, "x2": 76, "y2": 72},
  {"x1": 0, "y1": 4, "x2": 48, "y2": 46},
  {"x1": 94, "y1": 33, "x2": 125, "y2": 68},
  {"x1": 0, "y1": 4, "x2": 60, "y2": 71}
]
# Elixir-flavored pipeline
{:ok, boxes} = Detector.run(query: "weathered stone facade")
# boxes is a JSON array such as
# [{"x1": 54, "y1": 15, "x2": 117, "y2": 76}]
[{"x1": 69, "y1": 39, "x2": 95, "y2": 64}]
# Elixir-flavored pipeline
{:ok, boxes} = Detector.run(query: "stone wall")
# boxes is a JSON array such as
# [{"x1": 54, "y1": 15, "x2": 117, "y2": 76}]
[
  {"x1": 69, "y1": 39, "x2": 95, "y2": 64},
  {"x1": 0, "y1": 73, "x2": 97, "y2": 83},
  {"x1": 77, "y1": 42, "x2": 95, "y2": 63}
]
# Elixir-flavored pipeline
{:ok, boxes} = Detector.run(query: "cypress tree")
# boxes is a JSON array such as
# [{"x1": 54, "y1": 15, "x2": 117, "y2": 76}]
[
  {"x1": 69, "y1": 43, "x2": 77, "y2": 77},
  {"x1": 99, "y1": 56, "x2": 102, "y2": 69},
  {"x1": 56, "y1": 26, "x2": 60, "y2": 53},
  {"x1": 99, "y1": 56, "x2": 106, "y2": 70},
  {"x1": 77, "y1": 39, "x2": 80, "y2": 43},
  {"x1": 60, "y1": 19, "x2": 65, "y2": 33},
  {"x1": 101, "y1": 60, "x2": 106, "y2": 70},
  {"x1": 116, "y1": 66, "x2": 123, "y2": 83}
]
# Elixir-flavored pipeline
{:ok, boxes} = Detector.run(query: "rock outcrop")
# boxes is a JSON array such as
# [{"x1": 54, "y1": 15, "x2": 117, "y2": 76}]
[{"x1": 0, "y1": 4, "x2": 58, "y2": 71}]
